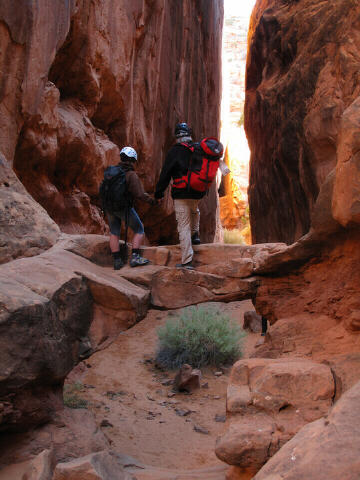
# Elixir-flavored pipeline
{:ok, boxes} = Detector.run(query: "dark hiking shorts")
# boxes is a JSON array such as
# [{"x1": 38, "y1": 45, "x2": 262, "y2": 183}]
[{"x1": 107, "y1": 208, "x2": 144, "y2": 236}]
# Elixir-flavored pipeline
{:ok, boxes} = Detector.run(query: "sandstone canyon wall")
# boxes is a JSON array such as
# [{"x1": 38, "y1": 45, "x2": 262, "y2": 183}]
[
  {"x1": 0, "y1": 0, "x2": 223, "y2": 255},
  {"x1": 245, "y1": 0, "x2": 360, "y2": 244},
  {"x1": 0, "y1": 0, "x2": 224, "y2": 433},
  {"x1": 214, "y1": 2, "x2": 360, "y2": 477}
]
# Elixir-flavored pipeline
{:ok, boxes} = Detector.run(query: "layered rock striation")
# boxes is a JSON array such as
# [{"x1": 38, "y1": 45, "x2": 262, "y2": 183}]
[{"x1": 0, "y1": 0, "x2": 223, "y2": 246}]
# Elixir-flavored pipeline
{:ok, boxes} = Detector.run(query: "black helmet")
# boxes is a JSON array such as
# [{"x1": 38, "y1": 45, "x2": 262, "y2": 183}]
[{"x1": 174, "y1": 122, "x2": 192, "y2": 138}]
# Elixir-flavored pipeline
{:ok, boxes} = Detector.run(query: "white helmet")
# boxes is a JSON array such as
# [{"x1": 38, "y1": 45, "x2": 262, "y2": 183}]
[{"x1": 120, "y1": 146, "x2": 137, "y2": 161}]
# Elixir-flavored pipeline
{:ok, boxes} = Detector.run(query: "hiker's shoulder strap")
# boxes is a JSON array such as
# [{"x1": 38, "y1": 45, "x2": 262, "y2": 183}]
[{"x1": 179, "y1": 141, "x2": 195, "y2": 152}]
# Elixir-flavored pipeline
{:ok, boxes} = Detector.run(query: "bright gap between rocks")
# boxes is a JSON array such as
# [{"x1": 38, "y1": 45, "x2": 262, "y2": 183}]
[{"x1": 220, "y1": 0, "x2": 256, "y2": 245}]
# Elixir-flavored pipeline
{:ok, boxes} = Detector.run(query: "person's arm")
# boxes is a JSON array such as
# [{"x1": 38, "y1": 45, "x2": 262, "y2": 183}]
[
  {"x1": 127, "y1": 172, "x2": 156, "y2": 205},
  {"x1": 155, "y1": 149, "x2": 176, "y2": 199}
]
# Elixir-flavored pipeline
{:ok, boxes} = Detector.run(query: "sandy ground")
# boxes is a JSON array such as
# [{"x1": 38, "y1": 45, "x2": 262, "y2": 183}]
[{"x1": 67, "y1": 300, "x2": 259, "y2": 472}]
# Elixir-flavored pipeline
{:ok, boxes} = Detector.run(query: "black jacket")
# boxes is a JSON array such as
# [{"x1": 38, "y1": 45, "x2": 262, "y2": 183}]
[{"x1": 155, "y1": 143, "x2": 206, "y2": 200}]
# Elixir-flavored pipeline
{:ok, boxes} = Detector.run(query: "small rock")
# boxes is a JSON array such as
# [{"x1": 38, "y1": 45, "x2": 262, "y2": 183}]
[
  {"x1": 175, "y1": 408, "x2": 191, "y2": 417},
  {"x1": 168, "y1": 392, "x2": 176, "y2": 398},
  {"x1": 213, "y1": 395, "x2": 221, "y2": 400},
  {"x1": 161, "y1": 379, "x2": 173, "y2": 386},
  {"x1": 255, "y1": 337, "x2": 266, "y2": 347},
  {"x1": 148, "y1": 411, "x2": 161, "y2": 417},
  {"x1": 201, "y1": 382, "x2": 209, "y2": 389},
  {"x1": 194, "y1": 424, "x2": 210, "y2": 435},
  {"x1": 214, "y1": 371, "x2": 223, "y2": 377},
  {"x1": 243, "y1": 311, "x2": 263, "y2": 333},
  {"x1": 146, "y1": 394, "x2": 155, "y2": 401},
  {"x1": 173, "y1": 364, "x2": 202, "y2": 393},
  {"x1": 215, "y1": 414, "x2": 226, "y2": 423},
  {"x1": 100, "y1": 419, "x2": 113, "y2": 428}
]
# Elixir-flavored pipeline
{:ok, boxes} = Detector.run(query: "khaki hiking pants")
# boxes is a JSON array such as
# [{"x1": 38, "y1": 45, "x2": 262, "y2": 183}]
[{"x1": 174, "y1": 198, "x2": 200, "y2": 264}]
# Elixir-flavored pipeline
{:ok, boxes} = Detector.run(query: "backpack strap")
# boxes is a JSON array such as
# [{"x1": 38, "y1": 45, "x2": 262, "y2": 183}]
[
  {"x1": 179, "y1": 142, "x2": 194, "y2": 152},
  {"x1": 122, "y1": 203, "x2": 129, "y2": 262}
]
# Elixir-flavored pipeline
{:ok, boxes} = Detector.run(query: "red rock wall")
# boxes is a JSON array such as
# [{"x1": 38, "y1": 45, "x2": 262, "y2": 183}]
[
  {"x1": 0, "y1": 0, "x2": 223, "y2": 243},
  {"x1": 245, "y1": 0, "x2": 360, "y2": 244}
]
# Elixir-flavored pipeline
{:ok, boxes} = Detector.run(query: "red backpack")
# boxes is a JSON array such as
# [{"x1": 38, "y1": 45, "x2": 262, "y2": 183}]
[{"x1": 173, "y1": 137, "x2": 224, "y2": 193}]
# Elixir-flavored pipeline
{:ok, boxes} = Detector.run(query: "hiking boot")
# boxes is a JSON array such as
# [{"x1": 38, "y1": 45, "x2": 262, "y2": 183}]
[
  {"x1": 130, "y1": 253, "x2": 150, "y2": 267},
  {"x1": 191, "y1": 232, "x2": 201, "y2": 245},
  {"x1": 176, "y1": 261, "x2": 195, "y2": 270},
  {"x1": 114, "y1": 257, "x2": 124, "y2": 270}
]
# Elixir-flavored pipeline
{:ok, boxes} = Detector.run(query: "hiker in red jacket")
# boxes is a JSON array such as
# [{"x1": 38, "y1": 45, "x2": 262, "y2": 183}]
[{"x1": 154, "y1": 123, "x2": 203, "y2": 270}]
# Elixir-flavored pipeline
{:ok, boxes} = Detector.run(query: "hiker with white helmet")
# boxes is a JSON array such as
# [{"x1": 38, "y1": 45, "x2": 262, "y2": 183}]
[{"x1": 100, "y1": 146, "x2": 156, "y2": 269}]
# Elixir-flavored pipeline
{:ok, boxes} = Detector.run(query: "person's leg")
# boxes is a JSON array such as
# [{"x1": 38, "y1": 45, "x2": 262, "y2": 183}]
[
  {"x1": 132, "y1": 232, "x2": 143, "y2": 250},
  {"x1": 109, "y1": 234, "x2": 120, "y2": 252},
  {"x1": 107, "y1": 212, "x2": 123, "y2": 270},
  {"x1": 174, "y1": 199, "x2": 193, "y2": 266},
  {"x1": 261, "y1": 316, "x2": 268, "y2": 336},
  {"x1": 126, "y1": 208, "x2": 149, "y2": 267},
  {"x1": 189, "y1": 200, "x2": 201, "y2": 244}
]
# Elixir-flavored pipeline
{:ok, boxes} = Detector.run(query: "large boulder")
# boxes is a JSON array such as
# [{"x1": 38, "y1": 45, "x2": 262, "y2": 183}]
[
  {"x1": 254, "y1": 380, "x2": 360, "y2": 480},
  {"x1": 215, "y1": 358, "x2": 334, "y2": 472},
  {"x1": 0, "y1": 273, "x2": 91, "y2": 432},
  {"x1": 0, "y1": 154, "x2": 60, "y2": 265},
  {"x1": 0, "y1": 409, "x2": 109, "y2": 469},
  {"x1": 0, "y1": 449, "x2": 54, "y2": 480},
  {"x1": 0, "y1": 245, "x2": 149, "y2": 432}
]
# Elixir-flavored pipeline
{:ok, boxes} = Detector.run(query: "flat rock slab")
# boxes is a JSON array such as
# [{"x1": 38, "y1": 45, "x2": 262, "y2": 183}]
[
  {"x1": 0, "y1": 247, "x2": 149, "y2": 319},
  {"x1": 53, "y1": 451, "x2": 132, "y2": 480},
  {"x1": 119, "y1": 264, "x2": 167, "y2": 289},
  {"x1": 49, "y1": 450, "x2": 228, "y2": 480},
  {"x1": 150, "y1": 267, "x2": 258, "y2": 309},
  {"x1": 115, "y1": 453, "x2": 228, "y2": 480},
  {"x1": 59, "y1": 234, "x2": 287, "y2": 270}
]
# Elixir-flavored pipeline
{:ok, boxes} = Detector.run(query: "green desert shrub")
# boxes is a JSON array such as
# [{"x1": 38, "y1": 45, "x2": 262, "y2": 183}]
[
  {"x1": 156, "y1": 306, "x2": 246, "y2": 369},
  {"x1": 63, "y1": 382, "x2": 88, "y2": 409},
  {"x1": 223, "y1": 228, "x2": 246, "y2": 244}
]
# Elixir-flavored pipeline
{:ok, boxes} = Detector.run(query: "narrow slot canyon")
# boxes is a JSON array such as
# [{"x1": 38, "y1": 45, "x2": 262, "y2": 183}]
[{"x1": 0, "y1": 1, "x2": 360, "y2": 480}]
